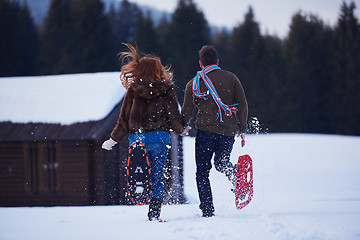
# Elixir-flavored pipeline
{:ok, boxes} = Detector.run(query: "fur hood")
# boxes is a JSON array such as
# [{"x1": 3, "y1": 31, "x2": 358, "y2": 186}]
[
  {"x1": 111, "y1": 80, "x2": 184, "y2": 142},
  {"x1": 130, "y1": 80, "x2": 172, "y2": 100}
]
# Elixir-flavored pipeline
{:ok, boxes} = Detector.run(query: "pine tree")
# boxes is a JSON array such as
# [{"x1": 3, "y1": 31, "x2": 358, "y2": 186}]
[
  {"x1": 72, "y1": 0, "x2": 114, "y2": 73},
  {"x1": 168, "y1": 0, "x2": 210, "y2": 103},
  {"x1": 0, "y1": 0, "x2": 39, "y2": 76},
  {"x1": 39, "y1": 0, "x2": 74, "y2": 74},
  {"x1": 227, "y1": 7, "x2": 265, "y2": 128},
  {"x1": 284, "y1": 12, "x2": 334, "y2": 133},
  {"x1": 110, "y1": 0, "x2": 141, "y2": 51},
  {"x1": 211, "y1": 28, "x2": 231, "y2": 69},
  {"x1": 133, "y1": 11, "x2": 161, "y2": 55},
  {"x1": 258, "y1": 34, "x2": 289, "y2": 132},
  {"x1": 332, "y1": 1, "x2": 360, "y2": 135},
  {"x1": 156, "y1": 14, "x2": 172, "y2": 65}
]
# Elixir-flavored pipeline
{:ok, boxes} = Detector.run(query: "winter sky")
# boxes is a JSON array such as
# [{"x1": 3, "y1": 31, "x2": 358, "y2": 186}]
[{"x1": 127, "y1": 0, "x2": 360, "y2": 38}]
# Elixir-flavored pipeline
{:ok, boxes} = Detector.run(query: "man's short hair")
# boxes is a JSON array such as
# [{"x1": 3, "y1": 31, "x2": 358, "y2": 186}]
[{"x1": 199, "y1": 45, "x2": 218, "y2": 66}]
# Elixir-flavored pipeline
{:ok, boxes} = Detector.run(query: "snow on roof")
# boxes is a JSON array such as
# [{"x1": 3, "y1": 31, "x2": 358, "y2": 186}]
[{"x1": 0, "y1": 72, "x2": 126, "y2": 125}]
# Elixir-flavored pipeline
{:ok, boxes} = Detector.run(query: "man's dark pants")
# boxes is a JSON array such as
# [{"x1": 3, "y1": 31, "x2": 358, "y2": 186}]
[{"x1": 195, "y1": 129, "x2": 235, "y2": 214}]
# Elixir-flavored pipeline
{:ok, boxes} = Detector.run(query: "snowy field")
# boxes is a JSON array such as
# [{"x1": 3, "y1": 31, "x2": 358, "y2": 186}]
[{"x1": 1, "y1": 133, "x2": 360, "y2": 240}]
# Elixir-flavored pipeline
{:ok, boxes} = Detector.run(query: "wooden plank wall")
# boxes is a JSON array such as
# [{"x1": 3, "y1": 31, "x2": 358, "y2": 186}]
[
  {"x1": 0, "y1": 141, "x2": 99, "y2": 206},
  {"x1": 0, "y1": 142, "x2": 25, "y2": 206},
  {"x1": 59, "y1": 141, "x2": 91, "y2": 206},
  {"x1": 0, "y1": 136, "x2": 185, "y2": 206}
]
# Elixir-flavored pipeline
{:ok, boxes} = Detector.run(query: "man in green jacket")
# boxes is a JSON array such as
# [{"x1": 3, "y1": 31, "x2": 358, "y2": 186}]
[{"x1": 181, "y1": 45, "x2": 248, "y2": 217}]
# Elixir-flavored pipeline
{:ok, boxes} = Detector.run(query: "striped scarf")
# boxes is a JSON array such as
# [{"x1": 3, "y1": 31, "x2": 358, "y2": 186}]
[{"x1": 192, "y1": 64, "x2": 238, "y2": 122}]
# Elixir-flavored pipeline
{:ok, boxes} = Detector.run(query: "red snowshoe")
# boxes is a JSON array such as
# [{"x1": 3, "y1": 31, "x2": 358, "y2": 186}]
[{"x1": 235, "y1": 154, "x2": 253, "y2": 209}]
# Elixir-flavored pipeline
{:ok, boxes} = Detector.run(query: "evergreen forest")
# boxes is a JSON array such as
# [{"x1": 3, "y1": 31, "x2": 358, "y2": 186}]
[{"x1": 1, "y1": 0, "x2": 359, "y2": 136}]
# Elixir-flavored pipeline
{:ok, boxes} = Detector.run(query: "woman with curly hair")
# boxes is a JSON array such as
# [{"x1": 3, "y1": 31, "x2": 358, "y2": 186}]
[{"x1": 102, "y1": 43, "x2": 185, "y2": 221}]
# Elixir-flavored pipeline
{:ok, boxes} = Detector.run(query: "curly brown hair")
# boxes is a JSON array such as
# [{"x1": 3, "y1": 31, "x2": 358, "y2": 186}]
[{"x1": 119, "y1": 43, "x2": 173, "y2": 89}]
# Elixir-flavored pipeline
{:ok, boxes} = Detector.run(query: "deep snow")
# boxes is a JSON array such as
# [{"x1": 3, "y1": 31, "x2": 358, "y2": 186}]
[{"x1": 1, "y1": 134, "x2": 360, "y2": 240}]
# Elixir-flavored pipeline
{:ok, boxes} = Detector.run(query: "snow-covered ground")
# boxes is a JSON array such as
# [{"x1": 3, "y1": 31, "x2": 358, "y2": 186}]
[{"x1": 1, "y1": 133, "x2": 360, "y2": 240}]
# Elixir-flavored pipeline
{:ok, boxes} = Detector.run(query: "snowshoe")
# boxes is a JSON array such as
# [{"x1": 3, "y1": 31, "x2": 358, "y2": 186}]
[{"x1": 234, "y1": 154, "x2": 253, "y2": 209}]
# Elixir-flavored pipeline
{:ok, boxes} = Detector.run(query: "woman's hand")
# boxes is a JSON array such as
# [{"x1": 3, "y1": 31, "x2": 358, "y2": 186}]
[{"x1": 180, "y1": 126, "x2": 192, "y2": 136}]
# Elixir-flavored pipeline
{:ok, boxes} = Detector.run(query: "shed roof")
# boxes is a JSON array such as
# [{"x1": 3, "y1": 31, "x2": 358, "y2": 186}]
[
  {"x1": 0, "y1": 72, "x2": 126, "y2": 125},
  {"x1": 0, "y1": 102, "x2": 121, "y2": 141},
  {"x1": 0, "y1": 72, "x2": 126, "y2": 141}
]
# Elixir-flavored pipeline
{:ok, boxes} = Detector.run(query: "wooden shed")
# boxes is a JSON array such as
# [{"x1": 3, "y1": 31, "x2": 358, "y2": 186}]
[{"x1": 0, "y1": 73, "x2": 185, "y2": 207}]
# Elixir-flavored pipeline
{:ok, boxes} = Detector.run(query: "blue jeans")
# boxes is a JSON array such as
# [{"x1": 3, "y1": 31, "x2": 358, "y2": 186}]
[
  {"x1": 129, "y1": 131, "x2": 170, "y2": 201},
  {"x1": 195, "y1": 129, "x2": 235, "y2": 212}
]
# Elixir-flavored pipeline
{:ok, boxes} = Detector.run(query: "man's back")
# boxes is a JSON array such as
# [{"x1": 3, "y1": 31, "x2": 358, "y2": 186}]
[{"x1": 181, "y1": 68, "x2": 248, "y2": 136}]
